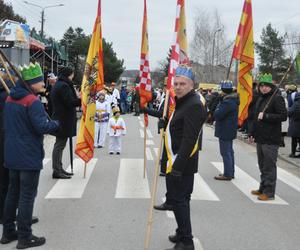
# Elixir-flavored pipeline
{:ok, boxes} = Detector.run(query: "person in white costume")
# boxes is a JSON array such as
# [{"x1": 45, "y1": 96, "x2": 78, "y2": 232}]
[
  {"x1": 107, "y1": 106, "x2": 126, "y2": 154},
  {"x1": 94, "y1": 91, "x2": 110, "y2": 148}
]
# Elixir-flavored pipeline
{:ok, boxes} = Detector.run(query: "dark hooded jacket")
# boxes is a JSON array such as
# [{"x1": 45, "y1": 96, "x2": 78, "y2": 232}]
[
  {"x1": 214, "y1": 93, "x2": 240, "y2": 141},
  {"x1": 4, "y1": 81, "x2": 59, "y2": 170}
]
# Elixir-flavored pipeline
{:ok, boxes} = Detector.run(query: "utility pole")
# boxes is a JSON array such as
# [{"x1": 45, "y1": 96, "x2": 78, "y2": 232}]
[
  {"x1": 211, "y1": 28, "x2": 222, "y2": 83},
  {"x1": 41, "y1": 10, "x2": 45, "y2": 39}
]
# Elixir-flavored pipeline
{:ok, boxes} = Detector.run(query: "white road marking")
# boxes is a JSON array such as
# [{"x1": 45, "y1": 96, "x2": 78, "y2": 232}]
[
  {"x1": 192, "y1": 173, "x2": 220, "y2": 201},
  {"x1": 146, "y1": 129, "x2": 153, "y2": 138},
  {"x1": 277, "y1": 167, "x2": 300, "y2": 192},
  {"x1": 193, "y1": 238, "x2": 204, "y2": 250},
  {"x1": 146, "y1": 140, "x2": 154, "y2": 146},
  {"x1": 138, "y1": 116, "x2": 141, "y2": 120},
  {"x1": 256, "y1": 164, "x2": 300, "y2": 193},
  {"x1": 139, "y1": 128, "x2": 144, "y2": 138},
  {"x1": 212, "y1": 162, "x2": 288, "y2": 205},
  {"x1": 139, "y1": 121, "x2": 144, "y2": 128},
  {"x1": 43, "y1": 158, "x2": 51, "y2": 166},
  {"x1": 162, "y1": 198, "x2": 175, "y2": 219},
  {"x1": 115, "y1": 159, "x2": 151, "y2": 199},
  {"x1": 45, "y1": 158, "x2": 97, "y2": 199},
  {"x1": 154, "y1": 147, "x2": 159, "y2": 157},
  {"x1": 146, "y1": 147, "x2": 153, "y2": 161}
]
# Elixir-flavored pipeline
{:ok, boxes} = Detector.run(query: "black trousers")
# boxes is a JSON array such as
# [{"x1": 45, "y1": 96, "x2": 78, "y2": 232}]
[
  {"x1": 167, "y1": 174, "x2": 194, "y2": 245},
  {"x1": 160, "y1": 143, "x2": 167, "y2": 174},
  {"x1": 52, "y1": 136, "x2": 68, "y2": 174},
  {"x1": 291, "y1": 137, "x2": 300, "y2": 155},
  {"x1": 0, "y1": 128, "x2": 9, "y2": 220}
]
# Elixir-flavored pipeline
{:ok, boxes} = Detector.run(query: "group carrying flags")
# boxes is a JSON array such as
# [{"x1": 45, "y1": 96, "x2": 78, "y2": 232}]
[
  {"x1": 75, "y1": 0, "x2": 104, "y2": 163},
  {"x1": 232, "y1": 0, "x2": 254, "y2": 126},
  {"x1": 139, "y1": 0, "x2": 152, "y2": 127},
  {"x1": 166, "y1": 0, "x2": 189, "y2": 116}
]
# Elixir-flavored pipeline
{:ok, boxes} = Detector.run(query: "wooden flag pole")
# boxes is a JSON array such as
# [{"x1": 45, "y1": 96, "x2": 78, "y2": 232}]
[
  {"x1": 143, "y1": 119, "x2": 147, "y2": 178},
  {"x1": 84, "y1": 162, "x2": 87, "y2": 179},
  {"x1": 144, "y1": 90, "x2": 170, "y2": 250},
  {"x1": 0, "y1": 74, "x2": 10, "y2": 94},
  {"x1": 0, "y1": 54, "x2": 15, "y2": 86}
]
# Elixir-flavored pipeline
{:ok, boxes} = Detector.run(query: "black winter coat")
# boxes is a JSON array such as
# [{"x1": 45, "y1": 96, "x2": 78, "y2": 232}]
[
  {"x1": 50, "y1": 76, "x2": 81, "y2": 138},
  {"x1": 287, "y1": 94, "x2": 300, "y2": 138},
  {"x1": 250, "y1": 88, "x2": 287, "y2": 145},
  {"x1": 169, "y1": 90, "x2": 206, "y2": 175}
]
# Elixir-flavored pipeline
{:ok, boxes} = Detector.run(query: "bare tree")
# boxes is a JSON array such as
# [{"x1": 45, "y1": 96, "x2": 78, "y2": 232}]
[
  {"x1": 190, "y1": 8, "x2": 233, "y2": 83},
  {"x1": 284, "y1": 25, "x2": 300, "y2": 59}
]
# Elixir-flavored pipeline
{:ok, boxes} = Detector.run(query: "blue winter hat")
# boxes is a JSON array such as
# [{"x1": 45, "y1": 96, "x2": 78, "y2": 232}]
[
  {"x1": 220, "y1": 80, "x2": 233, "y2": 90},
  {"x1": 175, "y1": 64, "x2": 195, "y2": 82}
]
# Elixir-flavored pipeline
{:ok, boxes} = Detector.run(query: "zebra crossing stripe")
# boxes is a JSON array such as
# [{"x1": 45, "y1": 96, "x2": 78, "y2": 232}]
[
  {"x1": 45, "y1": 158, "x2": 97, "y2": 199},
  {"x1": 146, "y1": 129, "x2": 153, "y2": 138},
  {"x1": 146, "y1": 147, "x2": 153, "y2": 161},
  {"x1": 146, "y1": 140, "x2": 155, "y2": 145},
  {"x1": 192, "y1": 173, "x2": 220, "y2": 201},
  {"x1": 115, "y1": 159, "x2": 151, "y2": 199},
  {"x1": 193, "y1": 238, "x2": 204, "y2": 250},
  {"x1": 43, "y1": 158, "x2": 51, "y2": 166},
  {"x1": 139, "y1": 128, "x2": 144, "y2": 138},
  {"x1": 139, "y1": 121, "x2": 144, "y2": 128},
  {"x1": 211, "y1": 162, "x2": 288, "y2": 205},
  {"x1": 277, "y1": 167, "x2": 300, "y2": 192}
]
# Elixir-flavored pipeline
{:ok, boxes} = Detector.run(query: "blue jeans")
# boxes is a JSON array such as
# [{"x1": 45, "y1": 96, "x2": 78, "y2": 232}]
[
  {"x1": 2, "y1": 169, "x2": 40, "y2": 240},
  {"x1": 219, "y1": 139, "x2": 235, "y2": 177},
  {"x1": 120, "y1": 101, "x2": 127, "y2": 113}
]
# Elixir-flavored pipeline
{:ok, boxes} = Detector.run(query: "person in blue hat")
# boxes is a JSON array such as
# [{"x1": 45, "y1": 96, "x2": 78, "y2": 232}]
[
  {"x1": 214, "y1": 80, "x2": 239, "y2": 181},
  {"x1": 164, "y1": 64, "x2": 206, "y2": 250}
]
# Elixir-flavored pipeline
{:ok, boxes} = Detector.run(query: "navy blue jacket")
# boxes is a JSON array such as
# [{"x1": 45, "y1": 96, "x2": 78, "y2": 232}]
[
  {"x1": 288, "y1": 93, "x2": 300, "y2": 138},
  {"x1": 4, "y1": 81, "x2": 59, "y2": 170},
  {"x1": 214, "y1": 93, "x2": 239, "y2": 141}
]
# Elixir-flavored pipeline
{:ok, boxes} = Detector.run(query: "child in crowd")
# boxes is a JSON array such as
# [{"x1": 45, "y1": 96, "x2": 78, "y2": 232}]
[
  {"x1": 107, "y1": 106, "x2": 126, "y2": 154},
  {"x1": 94, "y1": 91, "x2": 110, "y2": 148}
]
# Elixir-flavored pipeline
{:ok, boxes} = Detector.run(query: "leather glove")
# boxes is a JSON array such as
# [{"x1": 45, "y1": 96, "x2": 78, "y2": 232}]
[{"x1": 169, "y1": 169, "x2": 182, "y2": 182}]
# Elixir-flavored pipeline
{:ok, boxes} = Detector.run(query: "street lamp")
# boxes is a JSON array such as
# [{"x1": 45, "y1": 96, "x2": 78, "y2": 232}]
[
  {"x1": 211, "y1": 28, "x2": 222, "y2": 83},
  {"x1": 23, "y1": 1, "x2": 64, "y2": 39}
]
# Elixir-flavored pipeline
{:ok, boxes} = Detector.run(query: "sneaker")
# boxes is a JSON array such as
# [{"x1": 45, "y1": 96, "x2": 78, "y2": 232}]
[
  {"x1": 0, "y1": 232, "x2": 18, "y2": 244},
  {"x1": 16, "y1": 235, "x2": 46, "y2": 249},
  {"x1": 257, "y1": 194, "x2": 275, "y2": 201}
]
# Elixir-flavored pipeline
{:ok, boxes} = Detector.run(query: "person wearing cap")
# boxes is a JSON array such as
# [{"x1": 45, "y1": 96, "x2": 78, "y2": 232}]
[
  {"x1": 0, "y1": 63, "x2": 59, "y2": 249},
  {"x1": 249, "y1": 73, "x2": 287, "y2": 201},
  {"x1": 214, "y1": 80, "x2": 239, "y2": 181},
  {"x1": 94, "y1": 91, "x2": 110, "y2": 148},
  {"x1": 50, "y1": 67, "x2": 81, "y2": 179},
  {"x1": 164, "y1": 65, "x2": 206, "y2": 250},
  {"x1": 107, "y1": 106, "x2": 126, "y2": 155},
  {"x1": 44, "y1": 73, "x2": 57, "y2": 116}
]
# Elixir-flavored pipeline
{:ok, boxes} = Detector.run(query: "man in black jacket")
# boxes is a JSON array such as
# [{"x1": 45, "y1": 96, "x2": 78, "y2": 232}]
[
  {"x1": 249, "y1": 74, "x2": 287, "y2": 201},
  {"x1": 164, "y1": 65, "x2": 206, "y2": 250},
  {"x1": 51, "y1": 67, "x2": 81, "y2": 179}
]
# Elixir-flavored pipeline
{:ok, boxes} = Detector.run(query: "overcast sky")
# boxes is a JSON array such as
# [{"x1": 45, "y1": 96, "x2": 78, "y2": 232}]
[{"x1": 5, "y1": 0, "x2": 300, "y2": 69}]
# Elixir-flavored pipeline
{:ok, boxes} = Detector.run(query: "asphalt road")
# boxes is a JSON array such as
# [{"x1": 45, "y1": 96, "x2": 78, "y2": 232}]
[{"x1": 1, "y1": 114, "x2": 300, "y2": 250}]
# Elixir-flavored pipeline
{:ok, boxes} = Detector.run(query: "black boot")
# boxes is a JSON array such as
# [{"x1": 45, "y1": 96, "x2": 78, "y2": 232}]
[
  {"x1": 168, "y1": 234, "x2": 180, "y2": 243},
  {"x1": 153, "y1": 202, "x2": 173, "y2": 211},
  {"x1": 0, "y1": 232, "x2": 18, "y2": 244},
  {"x1": 52, "y1": 172, "x2": 71, "y2": 179},
  {"x1": 61, "y1": 169, "x2": 74, "y2": 176},
  {"x1": 165, "y1": 242, "x2": 194, "y2": 250},
  {"x1": 16, "y1": 235, "x2": 46, "y2": 249}
]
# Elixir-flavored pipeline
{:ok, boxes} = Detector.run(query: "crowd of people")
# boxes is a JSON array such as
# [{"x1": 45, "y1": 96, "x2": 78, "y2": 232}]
[{"x1": 0, "y1": 60, "x2": 299, "y2": 250}]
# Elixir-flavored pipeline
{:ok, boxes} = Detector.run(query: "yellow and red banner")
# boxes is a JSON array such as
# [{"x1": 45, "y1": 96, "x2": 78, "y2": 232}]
[
  {"x1": 139, "y1": 0, "x2": 152, "y2": 127},
  {"x1": 75, "y1": 0, "x2": 104, "y2": 163},
  {"x1": 232, "y1": 0, "x2": 254, "y2": 126},
  {"x1": 167, "y1": 0, "x2": 189, "y2": 116}
]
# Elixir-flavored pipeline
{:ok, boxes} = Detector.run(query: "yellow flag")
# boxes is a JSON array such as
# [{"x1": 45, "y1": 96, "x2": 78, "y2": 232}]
[
  {"x1": 232, "y1": 0, "x2": 254, "y2": 126},
  {"x1": 75, "y1": 0, "x2": 104, "y2": 163}
]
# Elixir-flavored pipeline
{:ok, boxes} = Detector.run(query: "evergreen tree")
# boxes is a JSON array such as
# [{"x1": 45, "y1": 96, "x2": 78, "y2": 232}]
[
  {"x1": 0, "y1": 0, "x2": 26, "y2": 23},
  {"x1": 103, "y1": 38, "x2": 125, "y2": 83},
  {"x1": 256, "y1": 23, "x2": 290, "y2": 81}
]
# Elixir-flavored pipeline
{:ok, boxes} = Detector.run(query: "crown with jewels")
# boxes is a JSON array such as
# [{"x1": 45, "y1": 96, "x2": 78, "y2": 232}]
[
  {"x1": 258, "y1": 73, "x2": 273, "y2": 85},
  {"x1": 19, "y1": 62, "x2": 43, "y2": 84}
]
